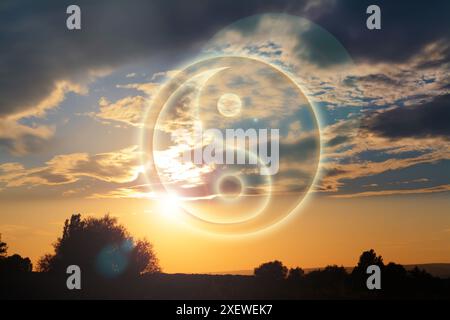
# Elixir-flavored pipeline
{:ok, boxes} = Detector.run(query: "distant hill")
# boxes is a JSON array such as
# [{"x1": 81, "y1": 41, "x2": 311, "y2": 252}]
[
  {"x1": 403, "y1": 264, "x2": 450, "y2": 279},
  {"x1": 208, "y1": 263, "x2": 450, "y2": 279}
]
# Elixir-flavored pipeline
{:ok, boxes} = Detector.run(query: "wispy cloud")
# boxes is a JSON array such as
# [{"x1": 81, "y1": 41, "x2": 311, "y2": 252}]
[
  {"x1": 331, "y1": 184, "x2": 450, "y2": 199},
  {"x1": 0, "y1": 146, "x2": 142, "y2": 188},
  {"x1": 90, "y1": 96, "x2": 148, "y2": 127}
]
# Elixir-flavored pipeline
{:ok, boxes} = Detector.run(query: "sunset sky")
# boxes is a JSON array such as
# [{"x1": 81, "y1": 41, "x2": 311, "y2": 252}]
[{"x1": 0, "y1": 0, "x2": 449, "y2": 273}]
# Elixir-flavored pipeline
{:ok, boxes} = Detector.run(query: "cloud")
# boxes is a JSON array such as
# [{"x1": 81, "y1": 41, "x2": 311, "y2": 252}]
[
  {"x1": 116, "y1": 82, "x2": 160, "y2": 96},
  {"x1": 150, "y1": 70, "x2": 179, "y2": 82},
  {"x1": 331, "y1": 184, "x2": 450, "y2": 199},
  {"x1": 92, "y1": 96, "x2": 147, "y2": 127},
  {"x1": 313, "y1": 0, "x2": 450, "y2": 64},
  {"x1": 317, "y1": 113, "x2": 450, "y2": 194},
  {"x1": 144, "y1": 11, "x2": 448, "y2": 198},
  {"x1": 0, "y1": 1, "x2": 318, "y2": 120},
  {"x1": 362, "y1": 94, "x2": 450, "y2": 140},
  {"x1": 318, "y1": 147, "x2": 450, "y2": 193},
  {"x1": 303, "y1": 0, "x2": 336, "y2": 17},
  {"x1": 88, "y1": 184, "x2": 155, "y2": 199},
  {"x1": 0, "y1": 146, "x2": 142, "y2": 188},
  {"x1": 388, "y1": 178, "x2": 429, "y2": 185},
  {"x1": 2, "y1": 0, "x2": 449, "y2": 199},
  {"x1": 308, "y1": 48, "x2": 449, "y2": 110},
  {"x1": 0, "y1": 119, "x2": 54, "y2": 155},
  {"x1": 3, "y1": 0, "x2": 448, "y2": 119},
  {"x1": 205, "y1": 12, "x2": 449, "y2": 115},
  {"x1": 7, "y1": 80, "x2": 88, "y2": 120},
  {"x1": 0, "y1": 80, "x2": 87, "y2": 155}
]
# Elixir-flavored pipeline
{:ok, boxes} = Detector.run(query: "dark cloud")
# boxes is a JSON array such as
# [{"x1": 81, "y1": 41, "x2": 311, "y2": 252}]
[
  {"x1": 295, "y1": 23, "x2": 351, "y2": 67},
  {"x1": 314, "y1": 0, "x2": 450, "y2": 64},
  {"x1": 0, "y1": 0, "x2": 311, "y2": 118},
  {"x1": 363, "y1": 94, "x2": 450, "y2": 140},
  {"x1": 326, "y1": 134, "x2": 350, "y2": 147},
  {"x1": 1, "y1": 0, "x2": 449, "y2": 157},
  {"x1": 343, "y1": 74, "x2": 398, "y2": 87},
  {"x1": 0, "y1": 133, "x2": 51, "y2": 155},
  {"x1": 323, "y1": 168, "x2": 347, "y2": 177},
  {"x1": 280, "y1": 136, "x2": 320, "y2": 162},
  {"x1": 2, "y1": 0, "x2": 449, "y2": 120}
]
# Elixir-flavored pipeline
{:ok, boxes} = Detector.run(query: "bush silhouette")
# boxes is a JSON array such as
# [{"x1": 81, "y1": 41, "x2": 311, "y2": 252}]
[
  {"x1": 0, "y1": 254, "x2": 32, "y2": 274},
  {"x1": 409, "y1": 266, "x2": 433, "y2": 280},
  {"x1": 287, "y1": 267, "x2": 305, "y2": 282},
  {"x1": 37, "y1": 214, "x2": 160, "y2": 278},
  {"x1": 383, "y1": 262, "x2": 408, "y2": 294},
  {"x1": 254, "y1": 260, "x2": 288, "y2": 281},
  {"x1": 306, "y1": 265, "x2": 348, "y2": 296},
  {"x1": 0, "y1": 235, "x2": 32, "y2": 274}
]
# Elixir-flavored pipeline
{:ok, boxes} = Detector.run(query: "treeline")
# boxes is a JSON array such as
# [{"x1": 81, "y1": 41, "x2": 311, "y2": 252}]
[
  {"x1": 252, "y1": 253, "x2": 448, "y2": 299},
  {"x1": 1, "y1": 214, "x2": 450, "y2": 299}
]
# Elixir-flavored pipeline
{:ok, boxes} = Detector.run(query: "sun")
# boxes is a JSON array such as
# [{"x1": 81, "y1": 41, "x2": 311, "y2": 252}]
[{"x1": 157, "y1": 192, "x2": 182, "y2": 219}]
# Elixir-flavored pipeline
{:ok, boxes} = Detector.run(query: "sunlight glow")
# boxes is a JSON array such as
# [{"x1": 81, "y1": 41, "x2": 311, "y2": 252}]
[{"x1": 157, "y1": 193, "x2": 182, "y2": 219}]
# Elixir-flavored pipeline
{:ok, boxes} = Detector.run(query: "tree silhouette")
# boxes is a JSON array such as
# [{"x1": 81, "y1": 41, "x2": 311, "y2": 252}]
[
  {"x1": 409, "y1": 266, "x2": 433, "y2": 280},
  {"x1": 254, "y1": 260, "x2": 288, "y2": 281},
  {"x1": 0, "y1": 234, "x2": 7, "y2": 258},
  {"x1": 37, "y1": 214, "x2": 160, "y2": 278},
  {"x1": 383, "y1": 262, "x2": 408, "y2": 295},
  {"x1": 287, "y1": 267, "x2": 305, "y2": 282},
  {"x1": 0, "y1": 254, "x2": 32, "y2": 274},
  {"x1": 306, "y1": 265, "x2": 348, "y2": 296},
  {"x1": 351, "y1": 249, "x2": 384, "y2": 292},
  {"x1": 352, "y1": 249, "x2": 384, "y2": 275},
  {"x1": 0, "y1": 235, "x2": 32, "y2": 274},
  {"x1": 385, "y1": 262, "x2": 406, "y2": 277},
  {"x1": 0, "y1": 240, "x2": 449, "y2": 299},
  {"x1": 354, "y1": 249, "x2": 384, "y2": 272}
]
